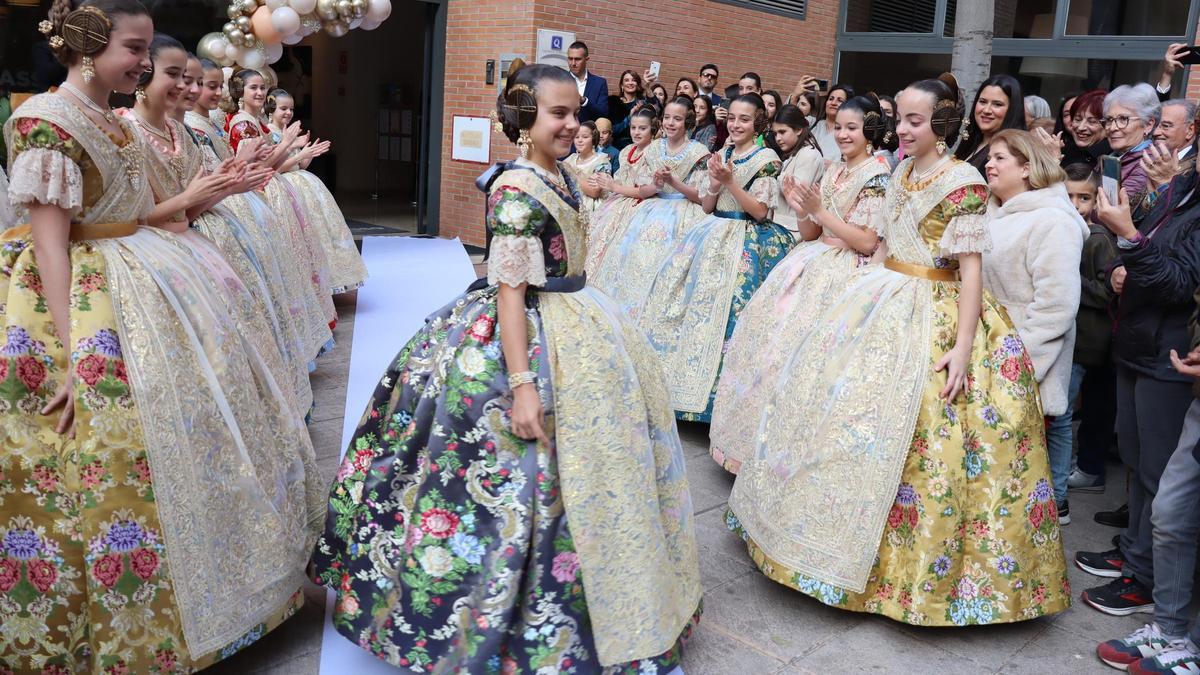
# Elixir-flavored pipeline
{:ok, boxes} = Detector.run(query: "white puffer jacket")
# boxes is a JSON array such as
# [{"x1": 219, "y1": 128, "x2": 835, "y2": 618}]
[{"x1": 983, "y1": 183, "x2": 1090, "y2": 416}]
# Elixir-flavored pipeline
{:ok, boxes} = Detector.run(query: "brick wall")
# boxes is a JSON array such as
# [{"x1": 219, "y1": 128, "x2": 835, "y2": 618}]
[{"x1": 437, "y1": 0, "x2": 839, "y2": 246}]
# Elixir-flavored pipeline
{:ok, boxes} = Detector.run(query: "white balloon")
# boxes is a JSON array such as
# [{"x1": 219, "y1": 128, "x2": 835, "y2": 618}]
[
  {"x1": 270, "y1": 6, "x2": 301, "y2": 34},
  {"x1": 265, "y1": 42, "x2": 284, "y2": 63},
  {"x1": 348, "y1": 16, "x2": 362, "y2": 29},
  {"x1": 222, "y1": 66, "x2": 235, "y2": 80},
  {"x1": 359, "y1": 17, "x2": 381, "y2": 30},
  {"x1": 266, "y1": 0, "x2": 287, "y2": 8},
  {"x1": 241, "y1": 47, "x2": 266, "y2": 69},
  {"x1": 364, "y1": 0, "x2": 390, "y2": 22},
  {"x1": 282, "y1": 31, "x2": 304, "y2": 44},
  {"x1": 288, "y1": 0, "x2": 317, "y2": 13}
]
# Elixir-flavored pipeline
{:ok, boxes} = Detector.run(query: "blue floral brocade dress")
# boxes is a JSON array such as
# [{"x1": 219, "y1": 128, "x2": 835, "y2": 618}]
[{"x1": 311, "y1": 160, "x2": 701, "y2": 673}]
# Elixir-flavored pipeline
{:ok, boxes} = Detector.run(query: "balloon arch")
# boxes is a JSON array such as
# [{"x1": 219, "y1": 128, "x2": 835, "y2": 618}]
[{"x1": 196, "y1": 0, "x2": 393, "y2": 70}]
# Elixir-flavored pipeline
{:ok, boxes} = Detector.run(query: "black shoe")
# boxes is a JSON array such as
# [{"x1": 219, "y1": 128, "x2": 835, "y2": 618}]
[
  {"x1": 1081, "y1": 576, "x2": 1154, "y2": 616},
  {"x1": 1095, "y1": 503, "x2": 1129, "y2": 528},
  {"x1": 1112, "y1": 534, "x2": 1121, "y2": 549},
  {"x1": 1075, "y1": 547, "x2": 1126, "y2": 578},
  {"x1": 1057, "y1": 499, "x2": 1071, "y2": 525}
]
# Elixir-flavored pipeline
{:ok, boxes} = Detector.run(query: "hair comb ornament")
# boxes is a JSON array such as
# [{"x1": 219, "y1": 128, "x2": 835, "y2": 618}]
[{"x1": 59, "y1": 6, "x2": 112, "y2": 84}]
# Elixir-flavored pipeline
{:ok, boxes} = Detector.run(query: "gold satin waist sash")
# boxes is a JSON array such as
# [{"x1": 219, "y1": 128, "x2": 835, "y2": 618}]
[
  {"x1": 884, "y1": 257, "x2": 960, "y2": 282},
  {"x1": 3, "y1": 221, "x2": 140, "y2": 242}
]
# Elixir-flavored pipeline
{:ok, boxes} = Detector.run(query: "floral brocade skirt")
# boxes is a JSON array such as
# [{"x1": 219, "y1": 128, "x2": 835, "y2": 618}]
[
  {"x1": 676, "y1": 220, "x2": 794, "y2": 423},
  {"x1": 711, "y1": 241, "x2": 868, "y2": 471},
  {"x1": 277, "y1": 170, "x2": 367, "y2": 295},
  {"x1": 727, "y1": 278, "x2": 1071, "y2": 626},
  {"x1": 311, "y1": 279, "x2": 700, "y2": 673},
  {"x1": 0, "y1": 227, "x2": 318, "y2": 671}
]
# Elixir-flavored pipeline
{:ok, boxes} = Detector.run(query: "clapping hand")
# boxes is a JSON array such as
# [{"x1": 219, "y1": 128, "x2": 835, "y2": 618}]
[
  {"x1": 653, "y1": 166, "x2": 673, "y2": 188},
  {"x1": 707, "y1": 151, "x2": 733, "y2": 187},
  {"x1": 1141, "y1": 141, "x2": 1180, "y2": 189},
  {"x1": 1032, "y1": 127, "x2": 1064, "y2": 162}
]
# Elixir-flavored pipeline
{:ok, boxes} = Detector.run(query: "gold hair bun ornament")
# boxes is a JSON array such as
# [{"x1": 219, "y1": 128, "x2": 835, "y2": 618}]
[
  {"x1": 38, "y1": 19, "x2": 54, "y2": 35},
  {"x1": 488, "y1": 110, "x2": 504, "y2": 134},
  {"x1": 61, "y1": 6, "x2": 113, "y2": 56}
]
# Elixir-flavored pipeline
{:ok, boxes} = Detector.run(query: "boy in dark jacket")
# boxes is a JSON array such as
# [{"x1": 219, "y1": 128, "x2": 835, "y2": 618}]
[{"x1": 1064, "y1": 164, "x2": 1119, "y2": 492}]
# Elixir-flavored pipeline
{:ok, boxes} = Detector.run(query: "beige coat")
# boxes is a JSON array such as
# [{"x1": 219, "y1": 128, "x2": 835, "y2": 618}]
[{"x1": 983, "y1": 183, "x2": 1090, "y2": 416}]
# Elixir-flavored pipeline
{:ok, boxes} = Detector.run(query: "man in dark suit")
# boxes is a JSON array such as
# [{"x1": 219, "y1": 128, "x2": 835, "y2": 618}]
[
  {"x1": 1155, "y1": 99, "x2": 1197, "y2": 173},
  {"x1": 698, "y1": 64, "x2": 722, "y2": 106},
  {"x1": 566, "y1": 41, "x2": 609, "y2": 124}
]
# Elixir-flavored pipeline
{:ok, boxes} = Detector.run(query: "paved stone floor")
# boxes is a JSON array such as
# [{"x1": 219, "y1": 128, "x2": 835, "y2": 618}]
[{"x1": 208, "y1": 289, "x2": 1161, "y2": 675}]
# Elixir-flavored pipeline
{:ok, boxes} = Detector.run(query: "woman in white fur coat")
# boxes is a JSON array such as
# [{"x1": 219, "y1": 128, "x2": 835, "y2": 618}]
[{"x1": 982, "y1": 129, "x2": 1089, "y2": 517}]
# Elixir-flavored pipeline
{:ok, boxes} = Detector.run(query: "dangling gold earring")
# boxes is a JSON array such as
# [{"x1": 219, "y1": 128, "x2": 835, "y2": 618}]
[
  {"x1": 81, "y1": 56, "x2": 95, "y2": 84},
  {"x1": 867, "y1": 142, "x2": 875, "y2": 155},
  {"x1": 936, "y1": 139, "x2": 948, "y2": 155},
  {"x1": 517, "y1": 129, "x2": 533, "y2": 159},
  {"x1": 135, "y1": 86, "x2": 146, "y2": 102}
]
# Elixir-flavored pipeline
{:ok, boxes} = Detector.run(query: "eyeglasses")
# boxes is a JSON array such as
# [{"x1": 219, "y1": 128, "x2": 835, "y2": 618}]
[
  {"x1": 1100, "y1": 115, "x2": 1141, "y2": 130},
  {"x1": 700, "y1": 72, "x2": 717, "y2": 79}
]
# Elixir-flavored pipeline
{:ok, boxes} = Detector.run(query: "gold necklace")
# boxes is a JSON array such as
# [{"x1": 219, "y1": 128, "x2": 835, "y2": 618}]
[{"x1": 59, "y1": 81, "x2": 117, "y2": 125}]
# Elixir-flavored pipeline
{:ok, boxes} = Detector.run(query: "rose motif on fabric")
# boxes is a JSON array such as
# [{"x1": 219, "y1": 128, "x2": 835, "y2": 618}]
[
  {"x1": 75, "y1": 354, "x2": 108, "y2": 387},
  {"x1": 496, "y1": 199, "x2": 533, "y2": 234},
  {"x1": 27, "y1": 559, "x2": 58, "y2": 593},
  {"x1": 551, "y1": 551, "x2": 580, "y2": 584},
  {"x1": 91, "y1": 553, "x2": 123, "y2": 588},
  {"x1": 129, "y1": 548, "x2": 159, "y2": 581},
  {"x1": 456, "y1": 347, "x2": 487, "y2": 379},
  {"x1": 420, "y1": 508, "x2": 460, "y2": 539},
  {"x1": 0, "y1": 559, "x2": 20, "y2": 592},
  {"x1": 15, "y1": 356, "x2": 46, "y2": 393},
  {"x1": 418, "y1": 546, "x2": 454, "y2": 577}
]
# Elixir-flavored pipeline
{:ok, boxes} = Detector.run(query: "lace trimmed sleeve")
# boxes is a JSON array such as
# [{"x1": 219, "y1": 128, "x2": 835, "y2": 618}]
[
  {"x1": 6, "y1": 117, "x2": 85, "y2": 215},
  {"x1": 747, "y1": 160, "x2": 782, "y2": 210},
  {"x1": 844, "y1": 174, "x2": 889, "y2": 233},
  {"x1": 487, "y1": 186, "x2": 548, "y2": 288},
  {"x1": 937, "y1": 184, "x2": 991, "y2": 256}
]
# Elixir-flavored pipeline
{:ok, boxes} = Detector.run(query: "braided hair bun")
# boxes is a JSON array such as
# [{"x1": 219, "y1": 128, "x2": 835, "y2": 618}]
[
  {"x1": 45, "y1": 0, "x2": 148, "y2": 66},
  {"x1": 908, "y1": 76, "x2": 963, "y2": 144},
  {"x1": 493, "y1": 60, "x2": 577, "y2": 146}
]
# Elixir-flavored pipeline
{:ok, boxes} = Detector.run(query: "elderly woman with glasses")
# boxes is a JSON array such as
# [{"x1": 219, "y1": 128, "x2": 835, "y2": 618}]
[{"x1": 1102, "y1": 83, "x2": 1161, "y2": 208}]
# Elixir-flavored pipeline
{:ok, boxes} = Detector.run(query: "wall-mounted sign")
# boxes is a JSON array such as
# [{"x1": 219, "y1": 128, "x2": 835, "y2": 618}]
[{"x1": 451, "y1": 115, "x2": 491, "y2": 164}]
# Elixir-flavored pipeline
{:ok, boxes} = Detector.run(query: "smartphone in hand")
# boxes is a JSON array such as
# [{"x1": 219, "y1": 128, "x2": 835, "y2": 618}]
[
  {"x1": 649, "y1": 61, "x2": 661, "y2": 79},
  {"x1": 1101, "y1": 155, "x2": 1121, "y2": 204},
  {"x1": 815, "y1": 78, "x2": 830, "y2": 91},
  {"x1": 1179, "y1": 45, "x2": 1200, "y2": 65}
]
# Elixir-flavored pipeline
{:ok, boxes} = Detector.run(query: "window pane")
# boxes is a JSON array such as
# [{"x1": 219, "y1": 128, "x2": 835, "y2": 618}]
[
  {"x1": 993, "y1": 55, "x2": 1163, "y2": 117},
  {"x1": 1066, "y1": 0, "x2": 1191, "y2": 36},
  {"x1": 945, "y1": 0, "x2": 1058, "y2": 37},
  {"x1": 844, "y1": 0, "x2": 937, "y2": 33},
  {"x1": 837, "y1": 51, "x2": 952, "y2": 97}
]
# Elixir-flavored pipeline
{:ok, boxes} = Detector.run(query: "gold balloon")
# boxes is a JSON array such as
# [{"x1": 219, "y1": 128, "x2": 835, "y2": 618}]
[
  {"x1": 227, "y1": 4, "x2": 242, "y2": 19},
  {"x1": 316, "y1": 0, "x2": 338, "y2": 20},
  {"x1": 259, "y1": 65, "x2": 278, "y2": 89},
  {"x1": 226, "y1": 27, "x2": 245, "y2": 43},
  {"x1": 239, "y1": 0, "x2": 258, "y2": 14},
  {"x1": 350, "y1": 0, "x2": 366, "y2": 17},
  {"x1": 235, "y1": 15, "x2": 252, "y2": 31},
  {"x1": 323, "y1": 19, "x2": 348, "y2": 36},
  {"x1": 335, "y1": 0, "x2": 351, "y2": 16},
  {"x1": 242, "y1": 33, "x2": 257, "y2": 47}
]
